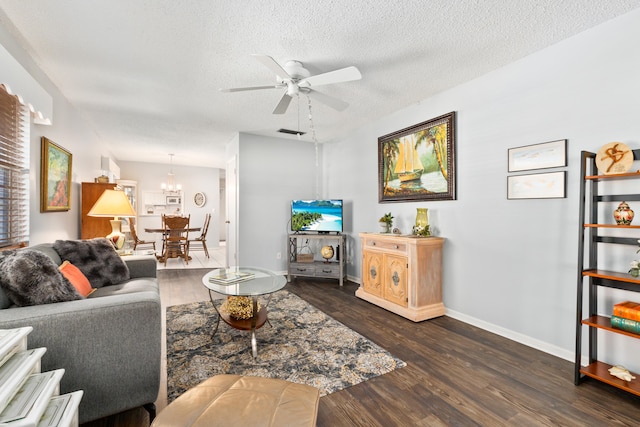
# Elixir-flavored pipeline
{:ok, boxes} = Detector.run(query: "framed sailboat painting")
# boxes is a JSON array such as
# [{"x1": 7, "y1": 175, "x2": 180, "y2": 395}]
[{"x1": 378, "y1": 112, "x2": 456, "y2": 202}]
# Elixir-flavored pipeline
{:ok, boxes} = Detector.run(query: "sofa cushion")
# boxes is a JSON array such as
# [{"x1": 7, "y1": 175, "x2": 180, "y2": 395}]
[
  {"x1": 0, "y1": 249, "x2": 83, "y2": 307},
  {"x1": 88, "y1": 278, "x2": 159, "y2": 298},
  {"x1": 59, "y1": 261, "x2": 96, "y2": 297},
  {"x1": 29, "y1": 243, "x2": 63, "y2": 266},
  {"x1": 53, "y1": 238, "x2": 130, "y2": 288}
]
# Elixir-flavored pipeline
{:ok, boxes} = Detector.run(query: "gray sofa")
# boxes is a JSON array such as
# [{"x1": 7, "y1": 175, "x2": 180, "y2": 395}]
[{"x1": 0, "y1": 242, "x2": 161, "y2": 424}]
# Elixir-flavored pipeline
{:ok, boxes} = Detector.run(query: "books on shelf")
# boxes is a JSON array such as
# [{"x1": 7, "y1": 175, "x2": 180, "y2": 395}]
[
  {"x1": 613, "y1": 301, "x2": 640, "y2": 321},
  {"x1": 611, "y1": 301, "x2": 640, "y2": 334},
  {"x1": 208, "y1": 270, "x2": 255, "y2": 285},
  {"x1": 611, "y1": 315, "x2": 640, "y2": 334}
]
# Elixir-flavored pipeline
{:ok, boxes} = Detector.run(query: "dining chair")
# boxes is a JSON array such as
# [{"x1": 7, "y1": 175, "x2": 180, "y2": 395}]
[
  {"x1": 129, "y1": 218, "x2": 156, "y2": 253},
  {"x1": 162, "y1": 214, "x2": 190, "y2": 266},
  {"x1": 187, "y1": 213, "x2": 211, "y2": 258},
  {"x1": 159, "y1": 214, "x2": 178, "y2": 256}
]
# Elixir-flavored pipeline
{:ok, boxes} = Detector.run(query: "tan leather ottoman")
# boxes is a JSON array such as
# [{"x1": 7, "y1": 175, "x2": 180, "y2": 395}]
[{"x1": 152, "y1": 375, "x2": 320, "y2": 427}]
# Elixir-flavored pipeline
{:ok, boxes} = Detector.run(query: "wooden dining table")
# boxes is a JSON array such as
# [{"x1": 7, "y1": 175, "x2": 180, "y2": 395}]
[{"x1": 144, "y1": 227, "x2": 201, "y2": 262}]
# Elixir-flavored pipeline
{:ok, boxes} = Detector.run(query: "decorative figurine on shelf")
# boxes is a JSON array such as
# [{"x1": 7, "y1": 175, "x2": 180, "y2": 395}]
[
  {"x1": 320, "y1": 245, "x2": 334, "y2": 263},
  {"x1": 412, "y1": 208, "x2": 431, "y2": 236},
  {"x1": 608, "y1": 365, "x2": 636, "y2": 382},
  {"x1": 614, "y1": 201, "x2": 634, "y2": 226},
  {"x1": 379, "y1": 212, "x2": 393, "y2": 233}
]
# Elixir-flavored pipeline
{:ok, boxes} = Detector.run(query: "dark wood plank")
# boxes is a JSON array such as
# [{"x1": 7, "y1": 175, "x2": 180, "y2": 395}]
[{"x1": 82, "y1": 273, "x2": 640, "y2": 427}]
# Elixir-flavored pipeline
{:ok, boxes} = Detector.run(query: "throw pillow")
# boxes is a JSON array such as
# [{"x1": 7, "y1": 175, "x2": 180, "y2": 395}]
[
  {"x1": 0, "y1": 250, "x2": 83, "y2": 307},
  {"x1": 59, "y1": 260, "x2": 96, "y2": 297},
  {"x1": 53, "y1": 238, "x2": 130, "y2": 288}
]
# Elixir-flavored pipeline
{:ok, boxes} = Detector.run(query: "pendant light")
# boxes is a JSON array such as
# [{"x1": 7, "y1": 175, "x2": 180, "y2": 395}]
[{"x1": 161, "y1": 154, "x2": 182, "y2": 192}]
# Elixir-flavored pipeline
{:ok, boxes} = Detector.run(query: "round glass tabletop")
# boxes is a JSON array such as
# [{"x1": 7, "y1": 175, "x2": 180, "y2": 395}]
[{"x1": 202, "y1": 267, "x2": 286, "y2": 296}]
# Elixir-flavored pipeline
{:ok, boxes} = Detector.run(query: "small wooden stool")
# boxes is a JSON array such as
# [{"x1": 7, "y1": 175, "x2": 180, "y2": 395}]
[{"x1": 152, "y1": 375, "x2": 320, "y2": 427}]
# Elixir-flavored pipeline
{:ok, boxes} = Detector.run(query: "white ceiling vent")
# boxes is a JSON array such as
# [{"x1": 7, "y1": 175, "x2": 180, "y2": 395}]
[{"x1": 278, "y1": 128, "x2": 306, "y2": 136}]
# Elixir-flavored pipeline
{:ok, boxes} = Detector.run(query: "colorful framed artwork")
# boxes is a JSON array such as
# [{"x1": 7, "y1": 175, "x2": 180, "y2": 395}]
[
  {"x1": 508, "y1": 139, "x2": 567, "y2": 172},
  {"x1": 507, "y1": 171, "x2": 566, "y2": 200},
  {"x1": 41, "y1": 137, "x2": 72, "y2": 212},
  {"x1": 378, "y1": 111, "x2": 456, "y2": 202}
]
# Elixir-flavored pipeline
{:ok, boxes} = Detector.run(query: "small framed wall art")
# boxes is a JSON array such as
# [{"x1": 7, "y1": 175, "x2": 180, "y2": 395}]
[
  {"x1": 508, "y1": 139, "x2": 567, "y2": 172},
  {"x1": 40, "y1": 137, "x2": 72, "y2": 212},
  {"x1": 507, "y1": 171, "x2": 566, "y2": 200}
]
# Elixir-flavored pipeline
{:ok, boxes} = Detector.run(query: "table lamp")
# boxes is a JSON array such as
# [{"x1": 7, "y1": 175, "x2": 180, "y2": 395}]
[{"x1": 88, "y1": 189, "x2": 136, "y2": 251}]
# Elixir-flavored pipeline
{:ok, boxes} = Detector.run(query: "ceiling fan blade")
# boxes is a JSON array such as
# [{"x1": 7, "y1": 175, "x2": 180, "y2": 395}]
[
  {"x1": 273, "y1": 93, "x2": 293, "y2": 114},
  {"x1": 306, "y1": 89, "x2": 349, "y2": 111},
  {"x1": 219, "y1": 84, "x2": 283, "y2": 93},
  {"x1": 301, "y1": 66, "x2": 362, "y2": 87},
  {"x1": 251, "y1": 54, "x2": 292, "y2": 79}
]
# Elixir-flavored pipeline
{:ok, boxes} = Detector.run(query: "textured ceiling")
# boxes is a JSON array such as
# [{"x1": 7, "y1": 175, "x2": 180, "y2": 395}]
[{"x1": 1, "y1": 1, "x2": 639, "y2": 168}]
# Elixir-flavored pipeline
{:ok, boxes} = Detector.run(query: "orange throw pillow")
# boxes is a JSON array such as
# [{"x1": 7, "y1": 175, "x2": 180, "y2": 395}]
[{"x1": 59, "y1": 261, "x2": 95, "y2": 297}]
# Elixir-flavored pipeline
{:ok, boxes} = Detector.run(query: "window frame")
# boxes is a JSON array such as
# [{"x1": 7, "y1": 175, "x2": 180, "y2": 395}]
[{"x1": 0, "y1": 84, "x2": 30, "y2": 249}]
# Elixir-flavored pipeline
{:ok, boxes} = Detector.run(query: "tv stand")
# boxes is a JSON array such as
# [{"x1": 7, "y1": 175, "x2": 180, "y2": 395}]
[{"x1": 287, "y1": 233, "x2": 346, "y2": 286}]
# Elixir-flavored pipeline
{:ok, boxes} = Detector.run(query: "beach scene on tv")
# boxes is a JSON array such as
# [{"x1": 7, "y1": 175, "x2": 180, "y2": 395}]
[{"x1": 291, "y1": 199, "x2": 343, "y2": 232}]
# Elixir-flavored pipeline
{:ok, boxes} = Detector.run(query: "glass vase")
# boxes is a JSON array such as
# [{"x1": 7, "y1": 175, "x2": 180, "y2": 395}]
[{"x1": 415, "y1": 208, "x2": 428, "y2": 228}]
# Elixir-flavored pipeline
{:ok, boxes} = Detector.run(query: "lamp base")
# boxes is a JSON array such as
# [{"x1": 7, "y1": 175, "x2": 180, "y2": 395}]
[{"x1": 106, "y1": 219, "x2": 126, "y2": 250}]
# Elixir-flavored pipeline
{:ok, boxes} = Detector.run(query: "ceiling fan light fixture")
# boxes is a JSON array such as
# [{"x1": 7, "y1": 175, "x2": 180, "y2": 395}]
[{"x1": 286, "y1": 81, "x2": 299, "y2": 96}]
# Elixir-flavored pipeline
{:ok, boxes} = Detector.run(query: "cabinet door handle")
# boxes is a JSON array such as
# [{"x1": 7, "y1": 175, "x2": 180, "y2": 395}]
[
  {"x1": 371, "y1": 242, "x2": 376, "y2": 246},
  {"x1": 394, "y1": 245, "x2": 399, "y2": 249},
  {"x1": 370, "y1": 267, "x2": 377, "y2": 279},
  {"x1": 392, "y1": 271, "x2": 400, "y2": 287}
]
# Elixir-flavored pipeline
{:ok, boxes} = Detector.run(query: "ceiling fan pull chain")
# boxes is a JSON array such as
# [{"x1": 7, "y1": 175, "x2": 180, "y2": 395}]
[
  {"x1": 306, "y1": 95, "x2": 318, "y2": 145},
  {"x1": 306, "y1": 94, "x2": 321, "y2": 199}
]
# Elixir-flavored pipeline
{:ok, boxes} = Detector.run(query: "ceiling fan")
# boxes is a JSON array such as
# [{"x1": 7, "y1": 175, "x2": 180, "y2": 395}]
[{"x1": 220, "y1": 54, "x2": 362, "y2": 114}]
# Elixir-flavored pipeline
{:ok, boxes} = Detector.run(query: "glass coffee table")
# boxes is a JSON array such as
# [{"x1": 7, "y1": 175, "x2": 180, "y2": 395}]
[{"x1": 202, "y1": 267, "x2": 286, "y2": 358}]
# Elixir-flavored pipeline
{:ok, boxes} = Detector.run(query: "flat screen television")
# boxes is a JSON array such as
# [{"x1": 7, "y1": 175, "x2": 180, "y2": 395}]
[{"x1": 291, "y1": 199, "x2": 343, "y2": 233}]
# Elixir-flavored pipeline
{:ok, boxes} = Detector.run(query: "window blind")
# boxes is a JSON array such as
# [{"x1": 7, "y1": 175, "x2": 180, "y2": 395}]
[{"x1": 0, "y1": 85, "x2": 29, "y2": 248}]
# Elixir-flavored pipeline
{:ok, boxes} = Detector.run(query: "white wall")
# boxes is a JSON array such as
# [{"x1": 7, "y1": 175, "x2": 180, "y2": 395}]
[
  {"x1": 238, "y1": 133, "x2": 318, "y2": 271},
  {"x1": 0, "y1": 22, "x2": 119, "y2": 245},
  {"x1": 325, "y1": 8, "x2": 640, "y2": 369},
  {"x1": 119, "y1": 161, "x2": 220, "y2": 248}
]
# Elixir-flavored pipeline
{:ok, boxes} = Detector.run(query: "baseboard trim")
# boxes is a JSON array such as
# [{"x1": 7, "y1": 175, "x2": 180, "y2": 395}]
[
  {"x1": 330, "y1": 275, "x2": 575, "y2": 363},
  {"x1": 445, "y1": 308, "x2": 574, "y2": 363}
]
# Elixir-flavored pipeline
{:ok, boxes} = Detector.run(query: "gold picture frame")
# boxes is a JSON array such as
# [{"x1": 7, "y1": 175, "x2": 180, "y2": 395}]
[
  {"x1": 378, "y1": 112, "x2": 456, "y2": 202},
  {"x1": 41, "y1": 137, "x2": 72, "y2": 212}
]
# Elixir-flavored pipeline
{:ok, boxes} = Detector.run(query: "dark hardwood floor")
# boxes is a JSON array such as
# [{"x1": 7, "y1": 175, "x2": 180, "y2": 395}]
[{"x1": 83, "y1": 269, "x2": 640, "y2": 426}]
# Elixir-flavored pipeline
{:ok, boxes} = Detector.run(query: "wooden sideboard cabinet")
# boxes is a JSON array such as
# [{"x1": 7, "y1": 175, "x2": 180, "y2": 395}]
[{"x1": 356, "y1": 232, "x2": 445, "y2": 322}]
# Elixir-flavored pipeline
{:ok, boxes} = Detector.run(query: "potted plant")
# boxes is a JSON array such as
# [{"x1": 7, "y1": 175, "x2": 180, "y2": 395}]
[{"x1": 379, "y1": 212, "x2": 393, "y2": 233}]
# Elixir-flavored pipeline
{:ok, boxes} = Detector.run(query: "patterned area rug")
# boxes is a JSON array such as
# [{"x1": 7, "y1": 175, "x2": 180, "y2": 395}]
[{"x1": 166, "y1": 290, "x2": 406, "y2": 402}]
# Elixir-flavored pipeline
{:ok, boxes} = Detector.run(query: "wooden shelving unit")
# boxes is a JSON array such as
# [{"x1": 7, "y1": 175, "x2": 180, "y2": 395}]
[
  {"x1": 287, "y1": 233, "x2": 346, "y2": 286},
  {"x1": 575, "y1": 149, "x2": 640, "y2": 397}
]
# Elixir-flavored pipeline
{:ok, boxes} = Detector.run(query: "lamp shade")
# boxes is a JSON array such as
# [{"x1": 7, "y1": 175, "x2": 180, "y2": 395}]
[{"x1": 88, "y1": 189, "x2": 136, "y2": 218}]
